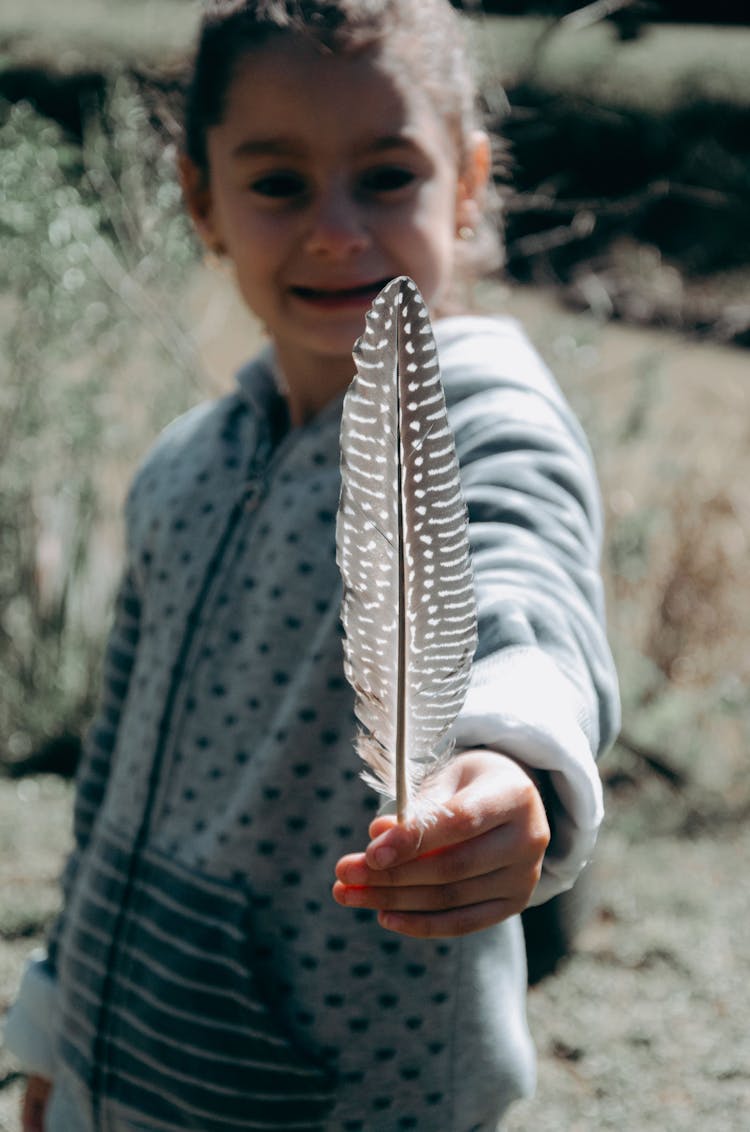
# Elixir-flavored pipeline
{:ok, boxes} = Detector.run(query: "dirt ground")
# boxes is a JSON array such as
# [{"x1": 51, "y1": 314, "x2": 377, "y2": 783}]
[
  {"x1": 507, "y1": 819, "x2": 750, "y2": 1130},
  {"x1": 1, "y1": 292, "x2": 748, "y2": 1130}
]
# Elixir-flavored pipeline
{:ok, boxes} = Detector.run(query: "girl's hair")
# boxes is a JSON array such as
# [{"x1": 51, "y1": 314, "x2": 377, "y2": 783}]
[{"x1": 183, "y1": 0, "x2": 503, "y2": 279}]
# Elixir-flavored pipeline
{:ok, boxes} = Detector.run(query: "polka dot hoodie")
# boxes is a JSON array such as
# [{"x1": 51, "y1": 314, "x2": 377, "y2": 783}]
[{"x1": 5, "y1": 317, "x2": 620, "y2": 1132}]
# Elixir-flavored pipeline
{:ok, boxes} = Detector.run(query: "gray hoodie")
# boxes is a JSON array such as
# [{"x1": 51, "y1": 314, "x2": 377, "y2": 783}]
[{"x1": 5, "y1": 316, "x2": 619, "y2": 1132}]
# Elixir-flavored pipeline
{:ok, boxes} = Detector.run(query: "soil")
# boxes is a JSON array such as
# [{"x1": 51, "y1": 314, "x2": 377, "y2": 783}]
[{"x1": 507, "y1": 816, "x2": 750, "y2": 1130}]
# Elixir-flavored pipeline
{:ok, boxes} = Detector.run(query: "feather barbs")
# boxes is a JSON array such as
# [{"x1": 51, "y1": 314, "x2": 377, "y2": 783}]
[{"x1": 336, "y1": 277, "x2": 477, "y2": 827}]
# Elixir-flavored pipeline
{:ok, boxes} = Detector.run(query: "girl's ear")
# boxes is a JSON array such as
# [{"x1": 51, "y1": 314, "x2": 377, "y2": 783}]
[
  {"x1": 456, "y1": 130, "x2": 491, "y2": 237},
  {"x1": 178, "y1": 153, "x2": 224, "y2": 256}
]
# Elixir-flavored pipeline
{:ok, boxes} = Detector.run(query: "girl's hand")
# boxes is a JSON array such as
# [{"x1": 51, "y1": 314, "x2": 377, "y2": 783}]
[
  {"x1": 333, "y1": 749, "x2": 550, "y2": 938},
  {"x1": 21, "y1": 1074, "x2": 52, "y2": 1132}
]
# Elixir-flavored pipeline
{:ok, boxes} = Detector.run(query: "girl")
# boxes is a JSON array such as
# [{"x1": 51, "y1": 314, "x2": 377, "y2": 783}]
[{"x1": 6, "y1": 2, "x2": 619, "y2": 1130}]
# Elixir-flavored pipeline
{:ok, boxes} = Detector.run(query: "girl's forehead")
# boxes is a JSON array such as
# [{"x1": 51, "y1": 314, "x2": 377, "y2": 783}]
[{"x1": 217, "y1": 35, "x2": 450, "y2": 152}]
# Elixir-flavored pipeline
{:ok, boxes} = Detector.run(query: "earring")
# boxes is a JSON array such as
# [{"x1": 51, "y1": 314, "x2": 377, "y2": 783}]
[
  {"x1": 458, "y1": 225, "x2": 475, "y2": 241},
  {"x1": 205, "y1": 241, "x2": 227, "y2": 268}
]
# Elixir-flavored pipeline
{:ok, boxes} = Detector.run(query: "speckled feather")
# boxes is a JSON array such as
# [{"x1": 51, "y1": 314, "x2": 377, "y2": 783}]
[{"x1": 336, "y1": 276, "x2": 478, "y2": 826}]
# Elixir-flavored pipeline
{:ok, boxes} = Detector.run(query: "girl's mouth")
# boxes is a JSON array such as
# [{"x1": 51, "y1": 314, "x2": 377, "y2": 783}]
[{"x1": 290, "y1": 279, "x2": 391, "y2": 310}]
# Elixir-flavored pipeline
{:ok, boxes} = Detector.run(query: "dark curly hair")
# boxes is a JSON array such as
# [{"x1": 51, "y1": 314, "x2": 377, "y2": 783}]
[{"x1": 183, "y1": 0, "x2": 502, "y2": 280}]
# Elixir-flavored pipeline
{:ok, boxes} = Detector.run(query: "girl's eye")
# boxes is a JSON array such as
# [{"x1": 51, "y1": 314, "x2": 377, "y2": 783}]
[
  {"x1": 360, "y1": 166, "x2": 416, "y2": 194},
  {"x1": 250, "y1": 172, "x2": 306, "y2": 199}
]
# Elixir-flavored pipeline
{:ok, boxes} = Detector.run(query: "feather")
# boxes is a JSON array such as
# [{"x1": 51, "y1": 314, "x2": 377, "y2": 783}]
[{"x1": 335, "y1": 276, "x2": 478, "y2": 826}]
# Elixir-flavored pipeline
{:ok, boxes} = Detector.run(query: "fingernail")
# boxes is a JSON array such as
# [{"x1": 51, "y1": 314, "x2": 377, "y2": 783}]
[
  {"x1": 372, "y1": 845, "x2": 398, "y2": 868},
  {"x1": 379, "y1": 911, "x2": 402, "y2": 931}
]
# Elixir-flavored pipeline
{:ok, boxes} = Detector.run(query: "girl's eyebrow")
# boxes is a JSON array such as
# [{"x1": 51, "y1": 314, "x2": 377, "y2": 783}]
[
  {"x1": 368, "y1": 134, "x2": 419, "y2": 152},
  {"x1": 230, "y1": 134, "x2": 420, "y2": 161},
  {"x1": 231, "y1": 138, "x2": 304, "y2": 160}
]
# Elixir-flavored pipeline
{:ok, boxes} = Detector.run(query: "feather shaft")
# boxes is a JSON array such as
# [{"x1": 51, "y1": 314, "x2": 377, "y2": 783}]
[
  {"x1": 396, "y1": 439, "x2": 408, "y2": 820},
  {"x1": 336, "y1": 276, "x2": 478, "y2": 827}
]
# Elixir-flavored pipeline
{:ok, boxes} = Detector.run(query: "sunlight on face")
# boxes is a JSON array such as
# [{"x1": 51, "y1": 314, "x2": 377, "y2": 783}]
[{"x1": 187, "y1": 36, "x2": 482, "y2": 420}]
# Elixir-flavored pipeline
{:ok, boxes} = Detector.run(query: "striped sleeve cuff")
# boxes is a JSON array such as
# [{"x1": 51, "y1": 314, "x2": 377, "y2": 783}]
[
  {"x1": 2, "y1": 949, "x2": 59, "y2": 1079},
  {"x1": 453, "y1": 646, "x2": 605, "y2": 906}
]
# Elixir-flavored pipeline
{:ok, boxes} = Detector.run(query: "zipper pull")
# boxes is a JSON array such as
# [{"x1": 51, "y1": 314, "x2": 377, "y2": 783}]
[{"x1": 242, "y1": 479, "x2": 263, "y2": 512}]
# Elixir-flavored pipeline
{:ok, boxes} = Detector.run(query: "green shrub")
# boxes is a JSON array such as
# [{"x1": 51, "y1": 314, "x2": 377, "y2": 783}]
[{"x1": 0, "y1": 78, "x2": 201, "y2": 762}]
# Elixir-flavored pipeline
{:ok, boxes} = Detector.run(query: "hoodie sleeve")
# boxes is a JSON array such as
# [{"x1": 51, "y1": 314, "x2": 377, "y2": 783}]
[
  {"x1": 438, "y1": 317, "x2": 620, "y2": 904},
  {"x1": 3, "y1": 563, "x2": 142, "y2": 1076}
]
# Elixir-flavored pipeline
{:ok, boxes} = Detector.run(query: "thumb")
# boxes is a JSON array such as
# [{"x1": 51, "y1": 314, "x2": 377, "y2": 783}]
[
  {"x1": 367, "y1": 755, "x2": 471, "y2": 842},
  {"x1": 368, "y1": 813, "x2": 398, "y2": 840},
  {"x1": 21, "y1": 1075, "x2": 52, "y2": 1132}
]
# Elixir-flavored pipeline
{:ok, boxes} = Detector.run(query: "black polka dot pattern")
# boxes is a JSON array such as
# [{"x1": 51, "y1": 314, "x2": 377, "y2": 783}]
[{"x1": 82, "y1": 352, "x2": 534, "y2": 1131}]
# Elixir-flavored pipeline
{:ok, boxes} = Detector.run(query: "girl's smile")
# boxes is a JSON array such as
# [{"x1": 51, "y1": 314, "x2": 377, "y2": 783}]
[
  {"x1": 288, "y1": 278, "x2": 394, "y2": 310},
  {"x1": 182, "y1": 35, "x2": 487, "y2": 425}
]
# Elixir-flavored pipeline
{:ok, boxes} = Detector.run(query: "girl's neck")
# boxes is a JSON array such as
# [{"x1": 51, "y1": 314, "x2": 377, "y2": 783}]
[{"x1": 273, "y1": 344, "x2": 355, "y2": 429}]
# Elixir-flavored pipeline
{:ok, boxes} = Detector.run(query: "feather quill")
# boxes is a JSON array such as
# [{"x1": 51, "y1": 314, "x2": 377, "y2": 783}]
[{"x1": 336, "y1": 276, "x2": 478, "y2": 826}]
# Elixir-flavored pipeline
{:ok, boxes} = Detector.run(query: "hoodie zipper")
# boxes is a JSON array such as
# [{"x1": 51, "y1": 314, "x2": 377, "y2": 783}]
[{"x1": 90, "y1": 462, "x2": 268, "y2": 1125}]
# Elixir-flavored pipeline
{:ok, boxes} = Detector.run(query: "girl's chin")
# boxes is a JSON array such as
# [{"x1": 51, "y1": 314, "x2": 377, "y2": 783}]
[
  {"x1": 275, "y1": 332, "x2": 361, "y2": 381},
  {"x1": 282, "y1": 313, "x2": 373, "y2": 360}
]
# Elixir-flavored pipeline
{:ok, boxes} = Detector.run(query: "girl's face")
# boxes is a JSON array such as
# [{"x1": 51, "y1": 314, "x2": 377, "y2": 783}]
[{"x1": 183, "y1": 36, "x2": 488, "y2": 422}]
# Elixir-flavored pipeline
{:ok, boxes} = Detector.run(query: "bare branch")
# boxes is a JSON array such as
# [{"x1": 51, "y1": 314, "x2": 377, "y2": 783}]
[{"x1": 562, "y1": 0, "x2": 640, "y2": 33}]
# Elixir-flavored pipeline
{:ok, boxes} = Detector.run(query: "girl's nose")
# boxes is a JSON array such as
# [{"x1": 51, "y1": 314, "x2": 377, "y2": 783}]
[{"x1": 304, "y1": 183, "x2": 370, "y2": 259}]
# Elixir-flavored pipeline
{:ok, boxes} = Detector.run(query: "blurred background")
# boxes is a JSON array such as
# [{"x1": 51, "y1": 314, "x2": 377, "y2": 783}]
[{"x1": 0, "y1": 2, "x2": 748, "y2": 1129}]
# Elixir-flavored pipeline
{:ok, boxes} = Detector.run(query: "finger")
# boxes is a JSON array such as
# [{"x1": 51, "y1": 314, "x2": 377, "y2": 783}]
[
  {"x1": 377, "y1": 898, "x2": 519, "y2": 939},
  {"x1": 21, "y1": 1095, "x2": 43, "y2": 1132},
  {"x1": 336, "y1": 821, "x2": 527, "y2": 888},
  {"x1": 21, "y1": 1101, "x2": 42, "y2": 1132},
  {"x1": 367, "y1": 813, "x2": 398, "y2": 841},
  {"x1": 364, "y1": 762, "x2": 465, "y2": 840},
  {"x1": 364, "y1": 763, "x2": 542, "y2": 870},
  {"x1": 332, "y1": 864, "x2": 535, "y2": 914},
  {"x1": 21, "y1": 1077, "x2": 52, "y2": 1132}
]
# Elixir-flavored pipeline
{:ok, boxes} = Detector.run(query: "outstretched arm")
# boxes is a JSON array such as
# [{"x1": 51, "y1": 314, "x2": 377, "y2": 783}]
[{"x1": 334, "y1": 318, "x2": 620, "y2": 937}]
